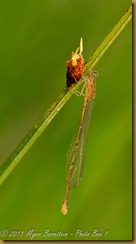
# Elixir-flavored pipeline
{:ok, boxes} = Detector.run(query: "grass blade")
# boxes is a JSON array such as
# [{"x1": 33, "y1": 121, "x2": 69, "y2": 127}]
[{"x1": 0, "y1": 6, "x2": 132, "y2": 185}]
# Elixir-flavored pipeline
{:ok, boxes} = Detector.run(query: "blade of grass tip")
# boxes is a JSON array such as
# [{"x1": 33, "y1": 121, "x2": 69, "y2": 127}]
[
  {"x1": 84, "y1": 5, "x2": 132, "y2": 73},
  {"x1": 0, "y1": 5, "x2": 132, "y2": 185}
]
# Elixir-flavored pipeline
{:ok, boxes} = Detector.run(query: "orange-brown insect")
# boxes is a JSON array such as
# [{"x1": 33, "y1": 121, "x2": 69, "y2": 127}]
[
  {"x1": 62, "y1": 70, "x2": 98, "y2": 215},
  {"x1": 66, "y1": 38, "x2": 84, "y2": 87}
]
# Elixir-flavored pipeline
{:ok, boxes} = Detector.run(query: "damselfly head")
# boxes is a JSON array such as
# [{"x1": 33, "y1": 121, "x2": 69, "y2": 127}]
[
  {"x1": 93, "y1": 70, "x2": 99, "y2": 78},
  {"x1": 88, "y1": 70, "x2": 99, "y2": 80}
]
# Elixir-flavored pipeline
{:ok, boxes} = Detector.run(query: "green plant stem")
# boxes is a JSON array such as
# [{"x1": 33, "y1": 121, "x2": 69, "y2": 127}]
[
  {"x1": 84, "y1": 5, "x2": 132, "y2": 72},
  {"x1": 0, "y1": 6, "x2": 132, "y2": 185}
]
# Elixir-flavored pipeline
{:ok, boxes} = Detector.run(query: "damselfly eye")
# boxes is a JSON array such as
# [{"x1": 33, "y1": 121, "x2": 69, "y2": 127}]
[{"x1": 93, "y1": 70, "x2": 99, "y2": 77}]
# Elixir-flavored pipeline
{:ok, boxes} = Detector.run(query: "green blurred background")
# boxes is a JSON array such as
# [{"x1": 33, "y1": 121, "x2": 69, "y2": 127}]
[{"x1": 0, "y1": 0, "x2": 132, "y2": 241}]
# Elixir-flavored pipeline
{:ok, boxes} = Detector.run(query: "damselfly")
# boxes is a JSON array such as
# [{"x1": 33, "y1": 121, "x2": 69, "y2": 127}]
[{"x1": 61, "y1": 67, "x2": 98, "y2": 215}]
